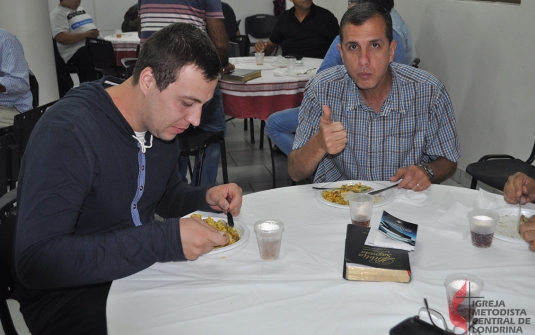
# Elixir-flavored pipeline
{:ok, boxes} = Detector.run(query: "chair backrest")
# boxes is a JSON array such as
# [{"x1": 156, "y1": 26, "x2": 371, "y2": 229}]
[
  {"x1": 0, "y1": 188, "x2": 18, "y2": 335},
  {"x1": 53, "y1": 39, "x2": 78, "y2": 98},
  {"x1": 245, "y1": 14, "x2": 278, "y2": 39},
  {"x1": 229, "y1": 35, "x2": 251, "y2": 57},
  {"x1": 28, "y1": 70, "x2": 39, "y2": 109},
  {"x1": 229, "y1": 42, "x2": 240, "y2": 58},
  {"x1": 411, "y1": 57, "x2": 421, "y2": 68},
  {"x1": 121, "y1": 58, "x2": 137, "y2": 79},
  {"x1": 0, "y1": 133, "x2": 14, "y2": 198},
  {"x1": 13, "y1": 101, "x2": 57, "y2": 158},
  {"x1": 86, "y1": 37, "x2": 117, "y2": 71}
]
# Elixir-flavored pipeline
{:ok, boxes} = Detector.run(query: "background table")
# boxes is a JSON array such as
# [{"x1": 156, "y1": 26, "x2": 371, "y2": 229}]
[
  {"x1": 107, "y1": 184, "x2": 535, "y2": 334},
  {"x1": 104, "y1": 32, "x2": 140, "y2": 67},
  {"x1": 220, "y1": 56, "x2": 323, "y2": 147}
]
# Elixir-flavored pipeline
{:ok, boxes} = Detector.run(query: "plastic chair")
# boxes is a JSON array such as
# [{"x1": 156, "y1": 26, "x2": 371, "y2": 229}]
[
  {"x1": 245, "y1": 14, "x2": 278, "y2": 54},
  {"x1": 229, "y1": 35, "x2": 251, "y2": 57},
  {"x1": 53, "y1": 39, "x2": 79, "y2": 98},
  {"x1": 28, "y1": 70, "x2": 38, "y2": 109},
  {"x1": 177, "y1": 127, "x2": 229, "y2": 186},
  {"x1": 121, "y1": 58, "x2": 137, "y2": 79},
  {"x1": 229, "y1": 42, "x2": 240, "y2": 58},
  {"x1": 411, "y1": 58, "x2": 421, "y2": 68},
  {"x1": 0, "y1": 132, "x2": 14, "y2": 197},
  {"x1": 85, "y1": 38, "x2": 125, "y2": 78},
  {"x1": 0, "y1": 188, "x2": 19, "y2": 335},
  {"x1": 466, "y1": 133, "x2": 535, "y2": 190}
]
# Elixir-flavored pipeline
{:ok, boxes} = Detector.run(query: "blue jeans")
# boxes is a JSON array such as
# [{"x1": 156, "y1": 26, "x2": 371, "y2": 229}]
[
  {"x1": 178, "y1": 85, "x2": 226, "y2": 186},
  {"x1": 265, "y1": 107, "x2": 299, "y2": 156}
]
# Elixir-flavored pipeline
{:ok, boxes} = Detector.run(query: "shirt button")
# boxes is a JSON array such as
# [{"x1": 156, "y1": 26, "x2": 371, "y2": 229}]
[
  {"x1": 140, "y1": 186, "x2": 144, "y2": 191},
  {"x1": 133, "y1": 204, "x2": 137, "y2": 209},
  {"x1": 142, "y1": 166, "x2": 145, "y2": 170}
]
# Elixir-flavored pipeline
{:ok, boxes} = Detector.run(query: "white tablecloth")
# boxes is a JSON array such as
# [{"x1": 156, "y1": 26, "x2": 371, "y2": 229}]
[{"x1": 107, "y1": 184, "x2": 535, "y2": 334}]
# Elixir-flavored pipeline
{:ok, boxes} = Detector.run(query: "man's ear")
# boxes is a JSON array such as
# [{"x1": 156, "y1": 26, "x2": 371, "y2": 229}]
[
  {"x1": 389, "y1": 40, "x2": 397, "y2": 63},
  {"x1": 138, "y1": 67, "x2": 155, "y2": 95}
]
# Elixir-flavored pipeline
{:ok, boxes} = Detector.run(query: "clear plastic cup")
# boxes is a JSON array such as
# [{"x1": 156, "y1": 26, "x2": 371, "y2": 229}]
[
  {"x1": 254, "y1": 219, "x2": 284, "y2": 259},
  {"x1": 255, "y1": 52, "x2": 264, "y2": 65},
  {"x1": 115, "y1": 29, "x2": 122, "y2": 38},
  {"x1": 287, "y1": 57, "x2": 296, "y2": 72},
  {"x1": 348, "y1": 193, "x2": 374, "y2": 227},
  {"x1": 467, "y1": 209, "x2": 499, "y2": 248},
  {"x1": 444, "y1": 273, "x2": 484, "y2": 334}
]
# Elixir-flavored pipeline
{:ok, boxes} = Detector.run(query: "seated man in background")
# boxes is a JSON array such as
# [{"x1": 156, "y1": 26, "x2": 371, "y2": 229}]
[
  {"x1": 50, "y1": 0, "x2": 100, "y2": 83},
  {"x1": 266, "y1": 0, "x2": 411, "y2": 156},
  {"x1": 0, "y1": 28, "x2": 32, "y2": 128},
  {"x1": 288, "y1": 3, "x2": 460, "y2": 191},
  {"x1": 254, "y1": 0, "x2": 339, "y2": 58},
  {"x1": 121, "y1": 4, "x2": 139, "y2": 32},
  {"x1": 139, "y1": 0, "x2": 234, "y2": 187},
  {"x1": 15, "y1": 23, "x2": 242, "y2": 335},
  {"x1": 504, "y1": 172, "x2": 535, "y2": 251}
]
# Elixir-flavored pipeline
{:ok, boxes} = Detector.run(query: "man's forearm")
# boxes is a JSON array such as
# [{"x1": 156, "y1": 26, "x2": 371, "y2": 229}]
[
  {"x1": 288, "y1": 134, "x2": 325, "y2": 181},
  {"x1": 206, "y1": 18, "x2": 229, "y2": 67},
  {"x1": 426, "y1": 157, "x2": 457, "y2": 183}
]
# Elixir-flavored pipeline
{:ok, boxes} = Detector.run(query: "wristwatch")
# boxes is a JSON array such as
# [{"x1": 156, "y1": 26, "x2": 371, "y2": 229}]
[{"x1": 417, "y1": 164, "x2": 434, "y2": 181}]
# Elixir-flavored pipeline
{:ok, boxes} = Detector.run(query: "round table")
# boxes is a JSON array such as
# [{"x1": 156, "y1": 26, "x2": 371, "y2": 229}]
[
  {"x1": 104, "y1": 32, "x2": 140, "y2": 67},
  {"x1": 107, "y1": 183, "x2": 535, "y2": 334}
]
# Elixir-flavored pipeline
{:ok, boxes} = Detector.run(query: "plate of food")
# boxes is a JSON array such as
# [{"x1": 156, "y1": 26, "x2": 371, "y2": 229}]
[
  {"x1": 189, "y1": 214, "x2": 250, "y2": 254},
  {"x1": 315, "y1": 180, "x2": 396, "y2": 209},
  {"x1": 493, "y1": 207, "x2": 535, "y2": 243}
]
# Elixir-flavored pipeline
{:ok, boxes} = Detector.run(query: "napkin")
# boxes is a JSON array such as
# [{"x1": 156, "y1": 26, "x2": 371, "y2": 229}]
[
  {"x1": 396, "y1": 189, "x2": 428, "y2": 204},
  {"x1": 431, "y1": 202, "x2": 471, "y2": 239}
]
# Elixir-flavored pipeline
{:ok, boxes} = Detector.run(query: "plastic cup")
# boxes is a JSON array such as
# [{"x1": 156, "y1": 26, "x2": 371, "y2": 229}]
[
  {"x1": 255, "y1": 52, "x2": 264, "y2": 65},
  {"x1": 254, "y1": 219, "x2": 284, "y2": 259},
  {"x1": 348, "y1": 193, "x2": 374, "y2": 227},
  {"x1": 287, "y1": 57, "x2": 296, "y2": 72},
  {"x1": 444, "y1": 273, "x2": 484, "y2": 333},
  {"x1": 115, "y1": 29, "x2": 122, "y2": 38},
  {"x1": 467, "y1": 209, "x2": 499, "y2": 248}
]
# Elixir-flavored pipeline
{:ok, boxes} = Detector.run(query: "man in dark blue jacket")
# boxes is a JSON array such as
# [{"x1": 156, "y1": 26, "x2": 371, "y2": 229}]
[{"x1": 15, "y1": 23, "x2": 242, "y2": 335}]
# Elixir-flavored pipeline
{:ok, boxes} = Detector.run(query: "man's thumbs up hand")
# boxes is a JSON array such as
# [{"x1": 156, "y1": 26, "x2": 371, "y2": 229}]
[{"x1": 318, "y1": 105, "x2": 347, "y2": 155}]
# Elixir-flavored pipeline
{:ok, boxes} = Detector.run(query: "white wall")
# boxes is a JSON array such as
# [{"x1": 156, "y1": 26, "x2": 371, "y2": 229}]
[{"x1": 394, "y1": 0, "x2": 535, "y2": 173}]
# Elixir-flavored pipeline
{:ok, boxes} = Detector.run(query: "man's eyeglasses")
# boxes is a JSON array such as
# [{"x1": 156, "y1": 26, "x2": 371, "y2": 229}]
[{"x1": 419, "y1": 298, "x2": 480, "y2": 335}]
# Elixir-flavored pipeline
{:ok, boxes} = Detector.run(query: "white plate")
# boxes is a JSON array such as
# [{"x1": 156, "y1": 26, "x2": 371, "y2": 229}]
[
  {"x1": 493, "y1": 207, "x2": 535, "y2": 243},
  {"x1": 315, "y1": 180, "x2": 396, "y2": 209},
  {"x1": 187, "y1": 215, "x2": 250, "y2": 254}
]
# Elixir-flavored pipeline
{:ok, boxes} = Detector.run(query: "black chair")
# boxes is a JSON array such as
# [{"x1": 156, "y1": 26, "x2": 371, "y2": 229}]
[
  {"x1": 28, "y1": 70, "x2": 38, "y2": 109},
  {"x1": 7, "y1": 101, "x2": 57, "y2": 190},
  {"x1": 121, "y1": 58, "x2": 137, "y2": 79},
  {"x1": 0, "y1": 188, "x2": 19, "y2": 335},
  {"x1": 53, "y1": 39, "x2": 79, "y2": 98},
  {"x1": 177, "y1": 127, "x2": 229, "y2": 186},
  {"x1": 245, "y1": 14, "x2": 278, "y2": 55},
  {"x1": 229, "y1": 42, "x2": 240, "y2": 58},
  {"x1": 85, "y1": 38, "x2": 125, "y2": 78},
  {"x1": 466, "y1": 133, "x2": 535, "y2": 190},
  {"x1": 0, "y1": 132, "x2": 15, "y2": 197},
  {"x1": 229, "y1": 35, "x2": 251, "y2": 57},
  {"x1": 411, "y1": 57, "x2": 421, "y2": 68}
]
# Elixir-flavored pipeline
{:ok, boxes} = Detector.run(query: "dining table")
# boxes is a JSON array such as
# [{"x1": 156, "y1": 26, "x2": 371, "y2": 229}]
[
  {"x1": 106, "y1": 183, "x2": 535, "y2": 334},
  {"x1": 103, "y1": 32, "x2": 140, "y2": 67},
  {"x1": 220, "y1": 56, "x2": 323, "y2": 148}
]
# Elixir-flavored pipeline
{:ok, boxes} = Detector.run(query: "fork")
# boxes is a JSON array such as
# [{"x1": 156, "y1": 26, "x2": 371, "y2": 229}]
[{"x1": 226, "y1": 197, "x2": 235, "y2": 227}]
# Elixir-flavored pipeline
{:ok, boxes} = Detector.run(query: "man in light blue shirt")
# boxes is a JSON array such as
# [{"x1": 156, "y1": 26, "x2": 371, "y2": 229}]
[{"x1": 0, "y1": 28, "x2": 32, "y2": 128}]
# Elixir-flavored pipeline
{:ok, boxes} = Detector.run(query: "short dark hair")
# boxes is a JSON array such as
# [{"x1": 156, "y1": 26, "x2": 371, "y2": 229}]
[
  {"x1": 340, "y1": 2, "x2": 393, "y2": 43},
  {"x1": 132, "y1": 23, "x2": 221, "y2": 91},
  {"x1": 348, "y1": 0, "x2": 394, "y2": 12}
]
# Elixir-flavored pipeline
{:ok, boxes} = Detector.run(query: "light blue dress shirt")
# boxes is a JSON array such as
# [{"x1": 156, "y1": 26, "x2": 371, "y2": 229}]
[{"x1": 0, "y1": 28, "x2": 32, "y2": 113}]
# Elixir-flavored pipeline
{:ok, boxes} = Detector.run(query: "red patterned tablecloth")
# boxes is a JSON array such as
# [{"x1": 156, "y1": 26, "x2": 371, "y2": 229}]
[
  {"x1": 220, "y1": 57, "x2": 323, "y2": 121},
  {"x1": 104, "y1": 32, "x2": 140, "y2": 66}
]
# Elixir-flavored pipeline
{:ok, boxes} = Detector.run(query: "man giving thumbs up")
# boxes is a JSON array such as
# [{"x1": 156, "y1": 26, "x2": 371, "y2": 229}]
[{"x1": 288, "y1": 3, "x2": 460, "y2": 191}]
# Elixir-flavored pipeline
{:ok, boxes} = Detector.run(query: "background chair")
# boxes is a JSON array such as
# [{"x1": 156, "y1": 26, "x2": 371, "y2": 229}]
[
  {"x1": 28, "y1": 71, "x2": 38, "y2": 109},
  {"x1": 229, "y1": 35, "x2": 251, "y2": 57},
  {"x1": 244, "y1": 14, "x2": 278, "y2": 55},
  {"x1": 177, "y1": 127, "x2": 228, "y2": 186},
  {"x1": 411, "y1": 57, "x2": 421, "y2": 68},
  {"x1": 0, "y1": 188, "x2": 19, "y2": 335},
  {"x1": 85, "y1": 38, "x2": 125, "y2": 78},
  {"x1": 121, "y1": 58, "x2": 137, "y2": 79},
  {"x1": 228, "y1": 42, "x2": 240, "y2": 58},
  {"x1": 0, "y1": 132, "x2": 14, "y2": 197},
  {"x1": 466, "y1": 133, "x2": 535, "y2": 190},
  {"x1": 53, "y1": 39, "x2": 79, "y2": 98}
]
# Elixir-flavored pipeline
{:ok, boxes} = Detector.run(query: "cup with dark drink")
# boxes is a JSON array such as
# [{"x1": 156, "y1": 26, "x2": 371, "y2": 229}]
[
  {"x1": 467, "y1": 209, "x2": 499, "y2": 248},
  {"x1": 348, "y1": 193, "x2": 374, "y2": 227},
  {"x1": 444, "y1": 273, "x2": 484, "y2": 334}
]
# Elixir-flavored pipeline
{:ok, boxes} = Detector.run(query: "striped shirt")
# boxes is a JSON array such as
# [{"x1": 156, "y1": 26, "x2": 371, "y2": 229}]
[
  {"x1": 138, "y1": 0, "x2": 224, "y2": 44},
  {"x1": 293, "y1": 63, "x2": 461, "y2": 183}
]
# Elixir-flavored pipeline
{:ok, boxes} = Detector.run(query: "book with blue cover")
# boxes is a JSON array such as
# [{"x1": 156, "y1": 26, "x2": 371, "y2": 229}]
[{"x1": 375, "y1": 211, "x2": 419, "y2": 251}]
